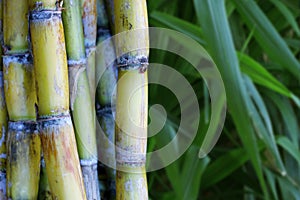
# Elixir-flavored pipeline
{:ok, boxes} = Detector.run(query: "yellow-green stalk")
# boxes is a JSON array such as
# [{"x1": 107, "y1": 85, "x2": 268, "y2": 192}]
[
  {"x1": 113, "y1": 0, "x2": 149, "y2": 199},
  {"x1": 62, "y1": 0, "x2": 100, "y2": 199},
  {"x1": 29, "y1": 2, "x2": 86, "y2": 199},
  {"x1": 80, "y1": 0, "x2": 97, "y2": 101},
  {"x1": 6, "y1": 122, "x2": 41, "y2": 199},
  {"x1": 3, "y1": 0, "x2": 41, "y2": 199},
  {"x1": 96, "y1": 0, "x2": 117, "y2": 198},
  {"x1": 0, "y1": 1, "x2": 8, "y2": 198}
]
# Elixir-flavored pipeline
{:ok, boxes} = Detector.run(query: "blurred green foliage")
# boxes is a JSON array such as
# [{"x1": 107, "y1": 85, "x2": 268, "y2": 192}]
[{"x1": 146, "y1": 0, "x2": 300, "y2": 199}]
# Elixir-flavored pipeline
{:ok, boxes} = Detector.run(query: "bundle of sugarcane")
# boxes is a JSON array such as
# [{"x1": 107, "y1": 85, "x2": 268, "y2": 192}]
[
  {"x1": 113, "y1": 0, "x2": 149, "y2": 199},
  {"x1": 28, "y1": 1, "x2": 86, "y2": 199},
  {"x1": 62, "y1": 0, "x2": 100, "y2": 199},
  {"x1": 3, "y1": 1, "x2": 41, "y2": 199},
  {"x1": 96, "y1": 0, "x2": 117, "y2": 198}
]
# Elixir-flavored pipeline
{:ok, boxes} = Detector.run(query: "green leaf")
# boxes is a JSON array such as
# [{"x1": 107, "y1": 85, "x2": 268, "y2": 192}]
[
  {"x1": 266, "y1": 93, "x2": 300, "y2": 145},
  {"x1": 194, "y1": 0, "x2": 268, "y2": 197},
  {"x1": 180, "y1": 147, "x2": 210, "y2": 200},
  {"x1": 244, "y1": 76, "x2": 285, "y2": 174},
  {"x1": 202, "y1": 143, "x2": 264, "y2": 188},
  {"x1": 233, "y1": 0, "x2": 300, "y2": 81},
  {"x1": 238, "y1": 52, "x2": 300, "y2": 107},
  {"x1": 269, "y1": 0, "x2": 300, "y2": 36},
  {"x1": 277, "y1": 136, "x2": 300, "y2": 166},
  {"x1": 264, "y1": 168, "x2": 279, "y2": 200}
]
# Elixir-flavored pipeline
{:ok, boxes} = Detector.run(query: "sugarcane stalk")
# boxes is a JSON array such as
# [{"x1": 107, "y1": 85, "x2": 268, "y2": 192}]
[
  {"x1": 3, "y1": 0, "x2": 42, "y2": 199},
  {"x1": 96, "y1": 110, "x2": 116, "y2": 199},
  {"x1": 62, "y1": 0, "x2": 100, "y2": 199},
  {"x1": 96, "y1": 0, "x2": 117, "y2": 198},
  {"x1": 80, "y1": 0, "x2": 97, "y2": 101},
  {"x1": 113, "y1": 0, "x2": 149, "y2": 199},
  {"x1": 0, "y1": 1, "x2": 8, "y2": 198},
  {"x1": 6, "y1": 122, "x2": 41, "y2": 199},
  {"x1": 29, "y1": 2, "x2": 86, "y2": 199}
]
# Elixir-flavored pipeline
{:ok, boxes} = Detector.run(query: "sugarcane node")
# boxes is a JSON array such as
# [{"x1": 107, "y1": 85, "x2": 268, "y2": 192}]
[
  {"x1": 67, "y1": 59, "x2": 87, "y2": 67},
  {"x1": 38, "y1": 112, "x2": 70, "y2": 122},
  {"x1": 29, "y1": 10, "x2": 62, "y2": 21},
  {"x1": 117, "y1": 55, "x2": 148, "y2": 71},
  {"x1": 116, "y1": 148, "x2": 146, "y2": 168},
  {"x1": 8, "y1": 121, "x2": 38, "y2": 132},
  {"x1": 80, "y1": 158, "x2": 98, "y2": 167},
  {"x1": 2, "y1": 53, "x2": 32, "y2": 66},
  {"x1": 38, "y1": 114, "x2": 72, "y2": 134}
]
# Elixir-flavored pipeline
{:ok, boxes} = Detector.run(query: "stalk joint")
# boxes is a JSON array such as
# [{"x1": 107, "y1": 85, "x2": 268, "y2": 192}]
[{"x1": 117, "y1": 55, "x2": 148, "y2": 72}]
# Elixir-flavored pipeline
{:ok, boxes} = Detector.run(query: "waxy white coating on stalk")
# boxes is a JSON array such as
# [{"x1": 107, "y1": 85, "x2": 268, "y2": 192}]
[
  {"x1": 80, "y1": 158, "x2": 97, "y2": 166},
  {"x1": 8, "y1": 121, "x2": 39, "y2": 134},
  {"x1": 2, "y1": 54, "x2": 31, "y2": 68},
  {"x1": 30, "y1": 10, "x2": 62, "y2": 21},
  {"x1": 39, "y1": 114, "x2": 72, "y2": 130}
]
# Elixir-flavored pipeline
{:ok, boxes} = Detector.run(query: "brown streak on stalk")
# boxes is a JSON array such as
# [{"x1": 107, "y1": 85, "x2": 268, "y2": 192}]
[
  {"x1": 41, "y1": 131, "x2": 58, "y2": 167},
  {"x1": 61, "y1": 131, "x2": 75, "y2": 173}
]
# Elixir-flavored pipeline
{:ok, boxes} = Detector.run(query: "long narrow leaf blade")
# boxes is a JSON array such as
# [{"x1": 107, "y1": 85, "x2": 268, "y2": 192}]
[
  {"x1": 233, "y1": 0, "x2": 300, "y2": 81},
  {"x1": 194, "y1": 0, "x2": 268, "y2": 197}
]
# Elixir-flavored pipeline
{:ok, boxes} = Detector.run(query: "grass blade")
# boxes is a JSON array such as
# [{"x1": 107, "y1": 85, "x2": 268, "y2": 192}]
[
  {"x1": 194, "y1": 0, "x2": 268, "y2": 197},
  {"x1": 233, "y1": 0, "x2": 300, "y2": 81}
]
